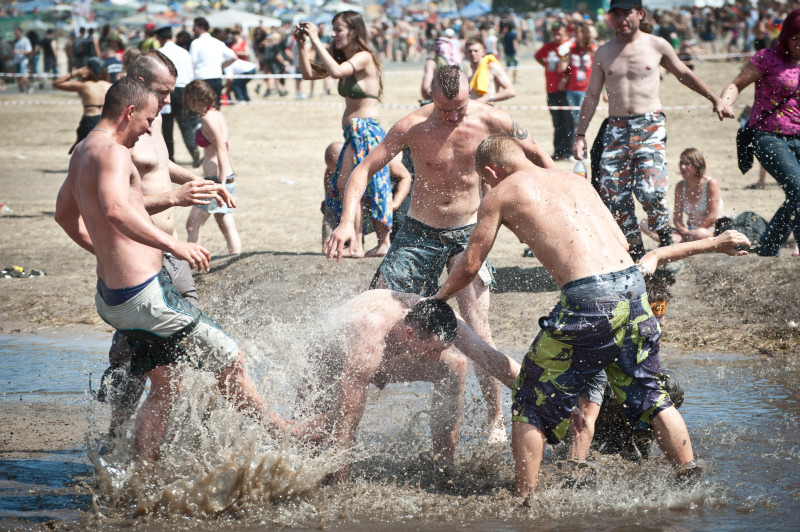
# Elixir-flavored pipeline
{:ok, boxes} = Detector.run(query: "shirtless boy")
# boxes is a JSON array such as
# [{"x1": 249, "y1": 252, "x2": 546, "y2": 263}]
[
  {"x1": 324, "y1": 65, "x2": 555, "y2": 442},
  {"x1": 295, "y1": 292, "x2": 520, "y2": 482},
  {"x1": 99, "y1": 51, "x2": 234, "y2": 438},
  {"x1": 434, "y1": 133, "x2": 699, "y2": 498},
  {"x1": 55, "y1": 77, "x2": 299, "y2": 469},
  {"x1": 464, "y1": 37, "x2": 516, "y2": 104},
  {"x1": 571, "y1": 0, "x2": 731, "y2": 260}
]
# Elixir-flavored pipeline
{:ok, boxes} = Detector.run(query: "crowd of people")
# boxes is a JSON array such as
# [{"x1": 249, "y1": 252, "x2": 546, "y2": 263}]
[{"x1": 17, "y1": 0, "x2": 800, "y2": 504}]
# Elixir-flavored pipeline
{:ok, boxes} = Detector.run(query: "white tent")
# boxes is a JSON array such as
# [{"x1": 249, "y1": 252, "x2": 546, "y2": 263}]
[{"x1": 204, "y1": 9, "x2": 281, "y2": 30}]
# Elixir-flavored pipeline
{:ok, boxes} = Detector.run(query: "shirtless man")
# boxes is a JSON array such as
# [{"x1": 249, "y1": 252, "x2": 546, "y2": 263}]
[
  {"x1": 464, "y1": 37, "x2": 515, "y2": 104},
  {"x1": 55, "y1": 77, "x2": 302, "y2": 469},
  {"x1": 295, "y1": 292, "x2": 519, "y2": 482},
  {"x1": 434, "y1": 133, "x2": 700, "y2": 498},
  {"x1": 324, "y1": 66, "x2": 554, "y2": 442},
  {"x1": 571, "y1": 0, "x2": 731, "y2": 260},
  {"x1": 97, "y1": 51, "x2": 234, "y2": 438}
]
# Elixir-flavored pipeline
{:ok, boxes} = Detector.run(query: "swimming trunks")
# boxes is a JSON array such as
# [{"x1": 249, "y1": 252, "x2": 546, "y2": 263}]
[
  {"x1": 511, "y1": 265, "x2": 671, "y2": 444},
  {"x1": 337, "y1": 74, "x2": 379, "y2": 100},
  {"x1": 326, "y1": 117, "x2": 393, "y2": 234},
  {"x1": 95, "y1": 269, "x2": 237, "y2": 375},
  {"x1": 374, "y1": 217, "x2": 494, "y2": 297},
  {"x1": 198, "y1": 174, "x2": 236, "y2": 214}
]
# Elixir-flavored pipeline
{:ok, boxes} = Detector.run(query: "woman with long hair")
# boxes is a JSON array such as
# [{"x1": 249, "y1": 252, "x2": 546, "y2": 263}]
[
  {"x1": 183, "y1": 79, "x2": 242, "y2": 255},
  {"x1": 296, "y1": 11, "x2": 408, "y2": 257},
  {"x1": 720, "y1": 9, "x2": 800, "y2": 257},
  {"x1": 53, "y1": 56, "x2": 111, "y2": 153}
]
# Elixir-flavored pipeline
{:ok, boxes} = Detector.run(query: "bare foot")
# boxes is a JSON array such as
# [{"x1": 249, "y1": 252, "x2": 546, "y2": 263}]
[
  {"x1": 487, "y1": 419, "x2": 508, "y2": 444},
  {"x1": 364, "y1": 243, "x2": 390, "y2": 257}
]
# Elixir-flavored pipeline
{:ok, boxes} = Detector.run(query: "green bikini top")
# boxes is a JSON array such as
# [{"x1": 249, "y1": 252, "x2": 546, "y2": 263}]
[{"x1": 338, "y1": 75, "x2": 379, "y2": 100}]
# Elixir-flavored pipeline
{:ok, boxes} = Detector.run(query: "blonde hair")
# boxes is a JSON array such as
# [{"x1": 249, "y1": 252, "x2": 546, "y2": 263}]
[{"x1": 475, "y1": 133, "x2": 524, "y2": 176}]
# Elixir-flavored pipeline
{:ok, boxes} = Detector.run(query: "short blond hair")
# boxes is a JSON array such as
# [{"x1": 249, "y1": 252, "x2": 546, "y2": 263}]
[{"x1": 475, "y1": 133, "x2": 524, "y2": 176}]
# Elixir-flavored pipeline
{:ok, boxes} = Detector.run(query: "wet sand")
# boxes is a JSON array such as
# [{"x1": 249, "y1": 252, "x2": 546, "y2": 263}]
[{"x1": 1, "y1": 58, "x2": 799, "y2": 526}]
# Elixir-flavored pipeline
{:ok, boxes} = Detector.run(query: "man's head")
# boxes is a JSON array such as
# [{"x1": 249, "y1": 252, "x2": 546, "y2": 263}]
[
  {"x1": 127, "y1": 51, "x2": 177, "y2": 110},
  {"x1": 101, "y1": 77, "x2": 159, "y2": 148},
  {"x1": 154, "y1": 25, "x2": 173, "y2": 45},
  {"x1": 193, "y1": 17, "x2": 209, "y2": 37},
  {"x1": 464, "y1": 37, "x2": 485, "y2": 66},
  {"x1": 14, "y1": 27, "x2": 22, "y2": 39},
  {"x1": 431, "y1": 65, "x2": 469, "y2": 125},
  {"x1": 403, "y1": 299, "x2": 458, "y2": 360},
  {"x1": 608, "y1": 0, "x2": 645, "y2": 36},
  {"x1": 475, "y1": 133, "x2": 525, "y2": 186}
]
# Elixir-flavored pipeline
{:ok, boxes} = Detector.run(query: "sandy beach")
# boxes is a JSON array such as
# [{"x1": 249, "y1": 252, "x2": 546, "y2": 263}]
[{"x1": 0, "y1": 57, "x2": 799, "y2": 528}]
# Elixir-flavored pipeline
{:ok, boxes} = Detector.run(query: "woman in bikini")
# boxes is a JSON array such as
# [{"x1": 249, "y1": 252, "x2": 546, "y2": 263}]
[
  {"x1": 641, "y1": 148, "x2": 722, "y2": 243},
  {"x1": 183, "y1": 79, "x2": 242, "y2": 255},
  {"x1": 53, "y1": 57, "x2": 111, "y2": 153},
  {"x1": 296, "y1": 11, "x2": 409, "y2": 258}
]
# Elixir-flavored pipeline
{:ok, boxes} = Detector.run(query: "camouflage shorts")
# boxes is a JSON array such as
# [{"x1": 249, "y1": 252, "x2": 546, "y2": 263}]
[
  {"x1": 599, "y1": 112, "x2": 670, "y2": 244},
  {"x1": 511, "y1": 266, "x2": 672, "y2": 444}
]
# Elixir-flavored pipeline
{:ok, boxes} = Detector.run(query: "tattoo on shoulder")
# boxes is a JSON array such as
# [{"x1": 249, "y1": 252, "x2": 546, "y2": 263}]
[{"x1": 511, "y1": 119, "x2": 530, "y2": 141}]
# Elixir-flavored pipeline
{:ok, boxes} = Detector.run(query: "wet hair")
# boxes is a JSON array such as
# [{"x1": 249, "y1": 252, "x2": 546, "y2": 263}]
[
  {"x1": 404, "y1": 299, "x2": 458, "y2": 344},
  {"x1": 431, "y1": 65, "x2": 465, "y2": 99},
  {"x1": 101, "y1": 76, "x2": 156, "y2": 119},
  {"x1": 194, "y1": 17, "x2": 210, "y2": 32},
  {"x1": 183, "y1": 79, "x2": 217, "y2": 111},
  {"x1": 679, "y1": 147, "x2": 706, "y2": 177},
  {"x1": 127, "y1": 50, "x2": 177, "y2": 84},
  {"x1": 329, "y1": 11, "x2": 383, "y2": 99},
  {"x1": 775, "y1": 9, "x2": 800, "y2": 59},
  {"x1": 475, "y1": 133, "x2": 524, "y2": 176},
  {"x1": 465, "y1": 36, "x2": 484, "y2": 50}
]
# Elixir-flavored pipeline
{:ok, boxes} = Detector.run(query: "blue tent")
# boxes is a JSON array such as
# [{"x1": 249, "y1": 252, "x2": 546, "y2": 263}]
[{"x1": 459, "y1": 1, "x2": 491, "y2": 19}]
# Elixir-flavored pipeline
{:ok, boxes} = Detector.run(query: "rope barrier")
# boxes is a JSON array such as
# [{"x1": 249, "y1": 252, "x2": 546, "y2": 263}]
[{"x1": 0, "y1": 98, "x2": 749, "y2": 112}]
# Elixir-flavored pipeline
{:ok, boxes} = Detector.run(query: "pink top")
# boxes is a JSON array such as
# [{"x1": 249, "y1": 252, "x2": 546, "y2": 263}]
[{"x1": 748, "y1": 47, "x2": 800, "y2": 135}]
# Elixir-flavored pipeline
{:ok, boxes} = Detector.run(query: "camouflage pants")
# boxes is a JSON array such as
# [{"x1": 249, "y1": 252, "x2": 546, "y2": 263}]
[{"x1": 599, "y1": 112, "x2": 670, "y2": 254}]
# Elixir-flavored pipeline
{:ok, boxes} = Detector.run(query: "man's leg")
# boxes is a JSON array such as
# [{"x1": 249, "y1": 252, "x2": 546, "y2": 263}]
[
  {"x1": 511, "y1": 421, "x2": 546, "y2": 498},
  {"x1": 135, "y1": 364, "x2": 180, "y2": 466},
  {"x1": 631, "y1": 114, "x2": 671, "y2": 249},
  {"x1": 568, "y1": 396, "x2": 601, "y2": 460},
  {"x1": 429, "y1": 349, "x2": 467, "y2": 463},
  {"x1": 450, "y1": 259, "x2": 505, "y2": 442},
  {"x1": 651, "y1": 405, "x2": 694, "y2": 466}
]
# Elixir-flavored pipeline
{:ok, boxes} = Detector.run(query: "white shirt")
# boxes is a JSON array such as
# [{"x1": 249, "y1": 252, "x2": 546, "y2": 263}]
[
  {"x1": 14, "y1": 36, "x2": 32, "y2": 65},
  {"x1": 223, "y1": 59, "x2": 257, "y2": 77},
  {"x1": 158, "y1": 40, "x2": 194, "y2": 88},
  {"x1": 189, "y1": 32, "x2": 236, "y2": 80}
]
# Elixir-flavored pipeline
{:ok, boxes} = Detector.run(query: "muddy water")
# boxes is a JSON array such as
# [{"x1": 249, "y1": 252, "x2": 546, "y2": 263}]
[{"x1": 1, "y1": 332, "x2": 798, "y2": 531}]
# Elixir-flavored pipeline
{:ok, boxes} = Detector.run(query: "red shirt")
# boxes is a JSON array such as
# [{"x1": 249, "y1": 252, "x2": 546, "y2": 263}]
[
  {"x1": 566, "y1": 42, "x2": 597, "y2": 92},
  {"x1": 534, "y1": 41, "x2": 570, "y2": 93}
]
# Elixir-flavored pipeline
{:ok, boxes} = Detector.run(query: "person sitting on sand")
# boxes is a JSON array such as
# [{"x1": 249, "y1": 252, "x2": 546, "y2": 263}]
[
  {"x1": 433, "y1": 133, "x2": 701, "y2": 498},
  {"x1": 293, "y1": 293, "x2": 517, "y2": 483},
  {"x1": 641, "y1": 148, "x2": 722, "y2": 243}
]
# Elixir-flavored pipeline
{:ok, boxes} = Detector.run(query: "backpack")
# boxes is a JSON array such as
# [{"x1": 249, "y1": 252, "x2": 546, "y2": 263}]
[{"x1": 715, "y1": 211, "x2": 768, "y2": 245}]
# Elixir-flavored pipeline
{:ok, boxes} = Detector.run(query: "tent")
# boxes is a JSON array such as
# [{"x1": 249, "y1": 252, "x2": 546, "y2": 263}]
[
  {"x1": 321, "y1": 1, "x2": 364, "y2": 14},
  {"x1": 204, "y1": 9, "x2": 281, "y2": 30},
  {"x1": 459, "y1": 1, "x2": 491, "y2": 19}
]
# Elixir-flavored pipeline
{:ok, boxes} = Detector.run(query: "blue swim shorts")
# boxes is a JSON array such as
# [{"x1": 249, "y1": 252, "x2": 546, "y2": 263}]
[{"x1": 375, "y1": 217, "x2": 494, "y2": 297}]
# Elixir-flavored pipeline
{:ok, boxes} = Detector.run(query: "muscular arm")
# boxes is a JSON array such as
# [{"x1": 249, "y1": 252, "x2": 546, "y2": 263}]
[
  {"x1": 638, "y1": 230, "x2": 751, "y2": 274},
  {"x1": 572, "y1": 60, "x2": 605, "y2": 159},
  {"x1": 388, "y1": 155, "x2": 412, "y2": 211},
  {"x1": 435, "y1": 193, "x2": 502, "y2": 301},
  {"x1": 54, "y1": 178, "x2": 94, "y2": 254},
  {"x1": 452, "y1": 319, "x2": 519, "y2": 389},
  {"x1": 331, "y1": 341, "x2": 381, "y2": 482},
  {"x1": 659, "y1": 38, "x2": 733, "y2": 120},
  {"x1": 323, "y1": 120, "x2": 408, "y2": 260},
  {"x1": 507, "y1": 116, "x2": 556, "y2": 169},
  {"x1": 487, "y1": 62, "x2": 516, "y2": 102}
]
